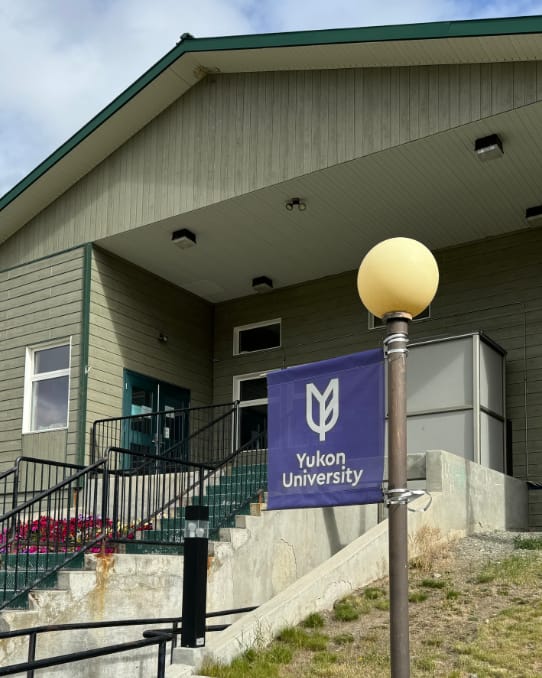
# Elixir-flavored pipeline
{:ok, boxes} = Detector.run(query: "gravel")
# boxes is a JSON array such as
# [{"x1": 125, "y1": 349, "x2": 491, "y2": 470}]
[{"x1": 451, "y1": 530, "x2": 542, "y2": 565}]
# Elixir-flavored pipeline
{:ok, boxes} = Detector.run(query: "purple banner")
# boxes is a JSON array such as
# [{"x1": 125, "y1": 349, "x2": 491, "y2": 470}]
[{"x1": 267, "y1": 349, "x2": 385, "y2": 509}]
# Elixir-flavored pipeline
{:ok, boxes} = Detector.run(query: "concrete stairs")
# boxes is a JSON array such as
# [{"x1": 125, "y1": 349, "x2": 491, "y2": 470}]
[
  {"x1": 123, "y1": 463, "x2": 267, "y2": 556},
  {"x1": 0, "y1": 482, "x2": 268, "y2": 676}
]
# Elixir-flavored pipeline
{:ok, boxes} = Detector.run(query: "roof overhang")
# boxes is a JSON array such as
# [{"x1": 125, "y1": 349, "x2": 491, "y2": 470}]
[
  {"x1": 2, "y1": 14, "x2": 542, "y2": 242},
  {"x1": 97, "y1": 99, "x2": 542, "y2": 302}
]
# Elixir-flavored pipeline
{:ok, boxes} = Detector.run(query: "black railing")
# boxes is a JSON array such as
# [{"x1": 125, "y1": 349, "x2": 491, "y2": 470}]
[
  {"x1": 0, "y1": 458, "x2": 107, "y2": 610},
  {"x1": 0, "y1": 404, "x2": 267, "y2": 610},
  {"x1": 0, "y1": 606, "x2": 258, "y2": 677},
  {"x1": 105, "y1": 429, "x2": 268, "y2": 547},
  {"x1": 0, "y1": 457, "x2": 83, "y2": 515},
  {"x1": 91, "y1": 402, "x2": 239, "y2": 466}
]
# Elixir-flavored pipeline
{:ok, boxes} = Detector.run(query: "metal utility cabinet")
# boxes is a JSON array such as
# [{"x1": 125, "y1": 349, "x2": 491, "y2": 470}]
[{"x1": 403, "y1": 332, "x2": 506, "y2": 472}]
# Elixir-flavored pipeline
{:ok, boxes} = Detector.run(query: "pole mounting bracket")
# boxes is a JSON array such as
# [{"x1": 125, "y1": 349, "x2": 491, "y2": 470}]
[{"x1": 385, "y1": 488, "x2": 432, "y2": 512}]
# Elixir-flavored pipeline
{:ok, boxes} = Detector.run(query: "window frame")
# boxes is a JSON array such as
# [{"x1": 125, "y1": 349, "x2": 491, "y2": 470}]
[
  {"x1": 233, "y1": 319, "x2": 281, "y2": 356},
  {"x1": 368, "y1": 305, "x2": 431, "y2": 330},
  {"x1": 22, "y1": 340, "x2": 72, "y2": 434},
  {"x1": 233, "y1": 371, "x2": 269, "y2": 447}
]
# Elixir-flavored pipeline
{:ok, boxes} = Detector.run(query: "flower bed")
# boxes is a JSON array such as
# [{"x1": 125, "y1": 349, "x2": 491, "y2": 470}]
[{"x1": 0, "y1": 515, "x2": 152, "y2": 555}]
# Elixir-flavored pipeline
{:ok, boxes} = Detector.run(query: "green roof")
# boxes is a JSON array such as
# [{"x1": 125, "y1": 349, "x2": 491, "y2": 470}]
[{"x1": 2, "y1": 13, "x2": 542, "y2": 215}]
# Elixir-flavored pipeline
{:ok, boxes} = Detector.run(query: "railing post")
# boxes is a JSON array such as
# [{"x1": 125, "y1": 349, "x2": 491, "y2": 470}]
[
  {"x1": 27, "y1": 630, "x2": 36, "y2": 678},
  {"x1": 170, "y1": 621, "x2": 179, "y2": 664},
  {"x1": 198, "y1": 468, "x2": 204, "y2": 506},
  {"x1": 10, "y1": 463, "x2": 20, "y2": 542},
  {"x1": 157, "y1": 638, "x2": 167, "y2": 678},
  {"x1": 233, "y1": 401, "x2": 239, "y2": 454}
]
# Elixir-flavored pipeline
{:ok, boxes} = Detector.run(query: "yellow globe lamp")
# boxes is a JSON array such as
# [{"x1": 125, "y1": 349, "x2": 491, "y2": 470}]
[{"x1": 357, "y1": 237, "x2": 439, "y2": 318}]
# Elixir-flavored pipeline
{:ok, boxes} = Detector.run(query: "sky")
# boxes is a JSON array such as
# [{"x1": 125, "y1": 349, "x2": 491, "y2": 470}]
[{"x1": 1, "y1": 0, "x2": 542, "y2": 199}]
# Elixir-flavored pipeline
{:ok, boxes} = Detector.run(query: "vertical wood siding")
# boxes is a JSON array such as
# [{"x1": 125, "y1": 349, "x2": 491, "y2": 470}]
[
  {"x1": 0, "y1": 248, "x2": 85, "y2": 468},
  {"x1": 2, "y1": 62, "x2": 542, "y2": 268},
  {"x1": 213, "y1": 227, "x2": 542, "y2": 525},
  {"x1": 86, "y1": 248, "x2": 213, "y2": 445}
]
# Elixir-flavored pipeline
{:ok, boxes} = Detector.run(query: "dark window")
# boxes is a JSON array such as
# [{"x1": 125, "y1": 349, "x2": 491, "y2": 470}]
[
  {"x1": 239, "y1": 377, "x2": 267, "y2": 401},
  {"x1": 236, "y1": 322, "x2": 281, "y2": 354}
]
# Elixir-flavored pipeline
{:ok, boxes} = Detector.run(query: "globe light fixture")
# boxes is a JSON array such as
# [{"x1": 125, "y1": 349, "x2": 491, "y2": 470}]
[
  {"x1": 357, "y1": 237, "x2": 439, "y2": 678},
  {"x1": 357, "y1": 237, "x2": 439, "y2": 319}
]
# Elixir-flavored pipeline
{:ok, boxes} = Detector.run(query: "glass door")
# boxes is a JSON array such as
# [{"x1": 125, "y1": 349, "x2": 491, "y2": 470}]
[{"x1": 122, "y1": 370, "x2": 190, "y2": 467}]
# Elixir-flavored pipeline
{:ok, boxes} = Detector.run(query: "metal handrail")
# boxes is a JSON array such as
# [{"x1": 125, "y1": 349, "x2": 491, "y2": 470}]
[
  {"x1": 0, "y1": 456, "x2": 87, "y2": 516},
  {"x1": 91, "y1": 402, "x2": 239, "y2": 465},
  {"x1": 0, "y1": 606, "x2": 258, "y2": 677},
  {"x1": 0, "y1": 403, "x2": 266, "y2": 610},
  {"x1": 0, "y1": 457, "x2": 108, "y2": 610},
  {"x1": 105, "y1": 429, "x2": 268, "y2": 547},
  {"x1": 0, "y1": 634, "x2": 171, "y2": 678}
]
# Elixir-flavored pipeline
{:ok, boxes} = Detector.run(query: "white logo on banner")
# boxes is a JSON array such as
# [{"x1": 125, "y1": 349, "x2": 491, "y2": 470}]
[{"x1": 306, "y1": 378, "x2": 339, "y2": 441}]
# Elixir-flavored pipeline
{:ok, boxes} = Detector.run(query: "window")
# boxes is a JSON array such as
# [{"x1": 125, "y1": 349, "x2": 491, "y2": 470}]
[
  {"x1": 368, "y1": 305, "x2": 431, "y2": 330},
  {"x1": 23, "y1": 343, "x2": 71, "y2": 433},
  {"x1": 233, "y1": 373, "x2": 268, "y2": 447},
  {"x1": 233, "y1": 319, "x2": 281, "y2": 355}
]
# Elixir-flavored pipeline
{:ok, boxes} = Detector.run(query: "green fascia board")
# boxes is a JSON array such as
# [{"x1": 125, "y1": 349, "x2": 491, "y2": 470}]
[{"x1": 1, "y1": 13, "x2": 542, "y2": 215}]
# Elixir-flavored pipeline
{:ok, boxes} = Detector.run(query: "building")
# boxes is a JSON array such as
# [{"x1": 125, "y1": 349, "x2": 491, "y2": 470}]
[{"x1": 1, "y1": 15, "x2": 542, "y2": 526}]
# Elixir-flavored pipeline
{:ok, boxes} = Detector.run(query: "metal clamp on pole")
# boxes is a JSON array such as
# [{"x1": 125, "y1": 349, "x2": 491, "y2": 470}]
[
  {"x1": 383, "y1": 333, "x2": 409, "y2": 356},
  {"x1": 385, "y1": 488, "x2": 432, "y2": 512}
]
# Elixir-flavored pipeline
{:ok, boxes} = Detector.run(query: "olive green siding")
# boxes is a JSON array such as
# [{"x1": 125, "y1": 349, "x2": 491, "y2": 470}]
[
  {"x1": 86, "y1": 248, "x2": 213, "y2": 453},
  {"x1": 2, "y1": 62, "x2": 542, "y2": 269},
  {"x1": 0, "y1": 248, "x2": 85, "y2": 468},
  {"x1": 213, "y1": 227, "x2": 542, "y2": 524}
]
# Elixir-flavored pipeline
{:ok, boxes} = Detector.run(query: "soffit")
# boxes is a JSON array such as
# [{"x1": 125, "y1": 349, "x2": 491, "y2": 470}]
[
  {"x1": 190, "y1": 33, "x2": 542, "y2": 74},
  {"x1": 97, "y1": 100, "x2": 542, "y2": 302}
]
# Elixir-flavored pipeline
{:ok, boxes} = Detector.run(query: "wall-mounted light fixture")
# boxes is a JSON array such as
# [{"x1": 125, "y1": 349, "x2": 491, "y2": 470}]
[
  {"x1": 285, "y1": 197, "x2": 307, "y2": 211},
  {"x1": 525, "y1": 205, "x2": 542, "y2": 227},
  {"x1": 474, "y1": 134, "x2": 503, "y2": 161},
  {"x1": 171, "y1": 228, "x2": 197, "y2": 248},
  {"x1": 252, "y1": 276, "x2": 273, "y2": 293}
]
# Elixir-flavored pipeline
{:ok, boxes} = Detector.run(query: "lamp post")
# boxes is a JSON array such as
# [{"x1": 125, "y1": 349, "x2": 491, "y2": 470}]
[{"x1": 357, "y1": 237, "x2": 439, "y2": 678}]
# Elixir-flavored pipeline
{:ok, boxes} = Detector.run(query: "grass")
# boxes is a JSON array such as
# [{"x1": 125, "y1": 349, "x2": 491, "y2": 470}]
[
  {"x1": 300, "y1": 612, "x2": 324, "y2": 629},
  {"x1": 420, "y1": 578, "x2": 446, "y2": 589},
  {"x1": 201, "y1": 536, "x2": 542, "y2": 678},
  {"x1": 514, "y1": 535, "x2": 542, "y2": 550}
]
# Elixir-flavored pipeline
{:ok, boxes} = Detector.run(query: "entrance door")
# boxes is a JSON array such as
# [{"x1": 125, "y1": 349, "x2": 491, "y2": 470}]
[{"x1": 122, "y1": 370, "x2": 190, "y2": 465}]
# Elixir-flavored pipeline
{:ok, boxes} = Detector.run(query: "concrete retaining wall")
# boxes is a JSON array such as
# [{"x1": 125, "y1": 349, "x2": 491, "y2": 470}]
[
  {"x1": 197, "y1": 449, "x2": 527, "y2": 669},
  {"x1": 0, "y1": 500, "x2": 379, "y2": 676}
]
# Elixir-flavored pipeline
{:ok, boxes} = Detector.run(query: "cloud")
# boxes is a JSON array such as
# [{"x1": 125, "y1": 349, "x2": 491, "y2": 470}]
[
  {"x1": 0, "y1": 0, "x2": 254, "y2": 196},
  {"x1": 1, "y1": 0, "x2": 542, "y2": 197}
]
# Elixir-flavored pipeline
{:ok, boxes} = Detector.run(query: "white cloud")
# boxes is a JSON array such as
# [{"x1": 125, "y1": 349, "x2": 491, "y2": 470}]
[{"x1": 1, "y1": 0, "x2": 542, "y2": 197}]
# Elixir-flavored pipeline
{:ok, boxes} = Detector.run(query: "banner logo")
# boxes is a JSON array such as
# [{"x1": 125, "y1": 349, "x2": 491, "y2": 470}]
[
  {"x1": 306, "y1": 378, "x2": 339, "y2": 442},
  {"x1": 267, "y1": 349, "x2": 385, "y2": 510}
]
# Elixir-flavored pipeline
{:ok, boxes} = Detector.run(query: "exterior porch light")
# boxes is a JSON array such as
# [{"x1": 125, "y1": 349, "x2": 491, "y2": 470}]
[
  {"x1": 525, "y1": 205, "x2": 542, "y2": 227},
  {"x1": 252, "y1": 276, "x2": 273, "y2": 293},
  {"x1": 357, "y1": 237, "x2": 439, "y2": 678},
  {"x1": 171, "y1": 228, "x2": 197, "y2": 249},
  {"x1": 474, "y1": 133, "x2": 503, "y2": 161},
  {"x1": 285, "y1": 197, "x2": 306, "y2": 211}
]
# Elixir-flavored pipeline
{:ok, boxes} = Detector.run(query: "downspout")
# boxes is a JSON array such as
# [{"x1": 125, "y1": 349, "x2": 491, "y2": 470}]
[{"x1": 77, "y1": 243, "x2": 92, "y2": 466}]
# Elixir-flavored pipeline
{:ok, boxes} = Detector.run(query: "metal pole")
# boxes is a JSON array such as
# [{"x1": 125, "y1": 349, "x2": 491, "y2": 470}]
[
  {"x1": 27, "y1": 630, "x2": 36, "y2": 678},
  {"x1": 157, "y1": 638, "x2": 167, "y2": 678},
  {"x1": 385, "y1": 313, "x2": 410, "y2": 678}
]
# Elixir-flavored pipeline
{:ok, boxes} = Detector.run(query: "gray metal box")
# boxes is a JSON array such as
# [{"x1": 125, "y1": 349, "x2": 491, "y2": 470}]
[{"x1": 388, "y1": 332, "x2": 506, "y2": 472}]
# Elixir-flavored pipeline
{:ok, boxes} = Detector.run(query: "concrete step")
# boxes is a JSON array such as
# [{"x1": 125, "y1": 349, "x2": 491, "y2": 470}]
[{"x1": 5, "y1": 552, "x2": 85, "y2": 571}]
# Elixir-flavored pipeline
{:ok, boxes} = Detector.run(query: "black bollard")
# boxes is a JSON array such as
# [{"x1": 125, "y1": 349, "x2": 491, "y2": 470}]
[{"x1": 180, "y1": 504, "x2": 209, "y2": 648}]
